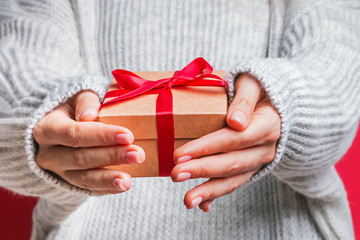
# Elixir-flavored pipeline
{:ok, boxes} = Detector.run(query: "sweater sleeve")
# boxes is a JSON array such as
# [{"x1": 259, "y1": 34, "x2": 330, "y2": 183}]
[
  {"x1": 0, "y1": 1, "x2": 109, "y2": 205},
  {"x1": 228, "y1": 0, "x2": 360, "y2": 184}
]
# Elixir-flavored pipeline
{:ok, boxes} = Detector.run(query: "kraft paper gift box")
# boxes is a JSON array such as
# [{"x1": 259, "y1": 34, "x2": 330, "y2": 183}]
[{"x1": 98, "y1": 69, "x2": 228, "y2": 177}]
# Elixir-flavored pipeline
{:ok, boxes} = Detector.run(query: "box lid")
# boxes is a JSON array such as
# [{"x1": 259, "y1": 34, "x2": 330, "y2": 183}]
[{"x1": 98, "y1": 71, "x2": 227, "y2": 140}]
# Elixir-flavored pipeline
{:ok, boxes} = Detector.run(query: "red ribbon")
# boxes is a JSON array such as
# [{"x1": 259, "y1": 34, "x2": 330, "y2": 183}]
[{"x1": 100, "y1": 57, "x2": 228, "y2": 176}]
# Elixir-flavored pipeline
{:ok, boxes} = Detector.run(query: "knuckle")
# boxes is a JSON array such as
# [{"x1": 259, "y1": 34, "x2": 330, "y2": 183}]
[
  {"x1": 263, "y1": 108, "x2": 281, "y2": 143},
  {"x1": 32, "y1": 125, "x2": 41, "y2": 142},
  {"x1": 236, "y1": 97, "x2": 252, "y2": 114},
  {"x1": 263, "y1": 147, "x2": 276, "y2": 164},
  {"x1": 270, "y1": 147, "x2": 277, "y2": 160},
  {"x1": 226, "y1": 133, "x2": 243, "y2": 152},
  {"x1": 262, "y1": 117, "x2": 280, "y2": 144},
  {"x1": 196, "y1": 137, "x2": 210, "y2": 156},
  {"x1": 264, "y1": 129, "x2": 281, "y2": 143},
  {"x1": 110, "y1": 147, "x2": 123, "y2": 164},
  {"x1": 101, "y1": 171, "x2": 113, "y2": 183},
  {"x1": 264, "y1": 154, "x2": 273, "y2": 164},
  {"x1": 229, "y1": 181, "x2": 240, "y2": 193},
  {"x1": 33, "y1": 120, "x2": 47, "y2": 143},
  {"x1": 73, "y1": 149, "x2": 86, "y2": 168},
  {"x1": 207, "y1": 193, "x2": 215, "y2": 201},
  {"x1": 198, "y1": 161, "x2": 209, "y2": 177},
  {"x1": 67, "y1": 123, "x2": 81, "y2": 147},
  {"x1": 227, "y1": 159, "x2": 242, "y2": 176},
  {"x1": 78, "y1": 171, "x2": 91, "y2": 190},
  {"x1": 205, "y1": 183, "x2": 216, "y2": 200},
  {"x1": 96, "y1": 123, "x2": 108, "y2": 145}
]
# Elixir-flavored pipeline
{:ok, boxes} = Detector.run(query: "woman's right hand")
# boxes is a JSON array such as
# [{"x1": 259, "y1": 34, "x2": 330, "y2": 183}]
[{"x1": 33, "y1": 90, "x2": 145, "y2": 195}]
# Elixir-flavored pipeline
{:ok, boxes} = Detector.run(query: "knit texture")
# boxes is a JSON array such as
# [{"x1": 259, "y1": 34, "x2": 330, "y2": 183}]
[{"x1": 0, "y1": 0, "x2": 359, "y2": 239}]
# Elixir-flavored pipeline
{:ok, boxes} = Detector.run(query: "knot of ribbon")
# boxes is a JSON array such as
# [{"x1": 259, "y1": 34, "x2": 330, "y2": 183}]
[{"x1": 100, "y1": 57, "x2": 229, "y2": 176}]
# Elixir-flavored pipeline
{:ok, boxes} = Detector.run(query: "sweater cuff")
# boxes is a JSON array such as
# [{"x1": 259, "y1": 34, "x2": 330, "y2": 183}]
[
  {"x1": 25, "y1": 74, "x2": 109, "y2": 202},
  {"x1": 228, "y1": 58, "x2": 292, "y2": 182}
]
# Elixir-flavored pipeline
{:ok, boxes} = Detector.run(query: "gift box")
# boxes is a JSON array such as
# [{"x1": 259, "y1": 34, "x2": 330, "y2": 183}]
[{"x1": 98, "y1": 58, "x2": 228, "y2": 177}]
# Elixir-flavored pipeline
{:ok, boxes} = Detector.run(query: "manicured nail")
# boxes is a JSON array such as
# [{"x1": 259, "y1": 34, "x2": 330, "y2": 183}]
[
  {"x1": 125, "y1": 151, "x2": 142, "y2": 163},
  {"x1": 175, "y1": 172, "x2": 191, "y2": 182},
  {"x1": 177, "y1": 155, "x2": 192, "y2": 163},
  {"x1": 113, "y1": 178, "x2": 127, "y2": 192},
  {"x1": 230, "y1": 111, "x2": 246, "y2": 126},
  {"x1": 115, "y1": 134, "x2": 132, "y2": 145},
  {"x1": 80, "y1": 108, "x2": 98, "y2": 119},
  {"x1": 190, "y1": 196, "x2": 203, "y2": 209}
]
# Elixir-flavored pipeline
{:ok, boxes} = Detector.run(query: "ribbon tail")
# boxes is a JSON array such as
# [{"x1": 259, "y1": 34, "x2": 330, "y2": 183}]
[{"x1": 156, "y1": 88, "x2": 175, "y2": 176}]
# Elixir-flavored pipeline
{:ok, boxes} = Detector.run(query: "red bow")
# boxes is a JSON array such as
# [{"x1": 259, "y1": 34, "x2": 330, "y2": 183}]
[{"x1": 100, "y1": 57, "x2": 228, "y2": 176}]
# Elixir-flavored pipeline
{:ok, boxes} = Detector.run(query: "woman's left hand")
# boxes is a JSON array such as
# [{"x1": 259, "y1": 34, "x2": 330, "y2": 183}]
[{"x1": 171, "y1": 73, "x2": 281, "y2": 212}]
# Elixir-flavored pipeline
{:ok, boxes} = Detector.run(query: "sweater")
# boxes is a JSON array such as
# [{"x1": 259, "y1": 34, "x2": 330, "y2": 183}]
[{"x1": 0, "y1": 0, "x2": 359, "y2": 239}]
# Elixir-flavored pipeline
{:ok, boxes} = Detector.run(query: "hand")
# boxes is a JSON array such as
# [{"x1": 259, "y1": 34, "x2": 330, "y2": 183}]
[
  {"x1": 33, "y1": 90, "x2": 145, "y2": 195},
  {"x1": 171, "y1": 73, "x2": 280, "y2": 212}
]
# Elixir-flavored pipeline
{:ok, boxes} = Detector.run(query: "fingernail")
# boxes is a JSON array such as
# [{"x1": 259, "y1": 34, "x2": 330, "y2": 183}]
[
  {"x1": 177, "y1": 155, "x2": 192, "y2": 163},
  {"x1": 80, "y1": 108, "x2": 98, "y2": 119},
  {"x1": 190, "y1": 196, "x2": 203, "y2": 209},
  {"x1": 115, "y1": 134, "x2": 132, "y2": 145},
  {"x1": 175, "y1": 172, "x2": 191, "y2": 182},
  {"x1": 230, "y1": 111, "x2": 246, "y2": 126},
  {"x1": 125, "y1": 151, "x2": 142, "y2": 163},
  {"x1": 113, "y1": 178, "x2": 127, "y2": 192}
]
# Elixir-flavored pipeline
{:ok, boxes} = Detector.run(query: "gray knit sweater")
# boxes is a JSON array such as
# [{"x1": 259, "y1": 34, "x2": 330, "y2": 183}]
[{"x1": 1, "y1": 0, "x2": 359, "y2": 239}]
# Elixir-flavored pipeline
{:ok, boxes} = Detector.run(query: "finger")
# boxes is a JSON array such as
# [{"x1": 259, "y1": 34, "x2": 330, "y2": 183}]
[
  {"x1": 184, "y1": 168, "x2": 259, "y2": 209},
  {"x1": 226, "y1": 73, "x2": 262, "y2": 131},
  {"x1": 199, "y1": 199, "x2": 213, "y2": 212},
  {"x1": 35, "y1": 110, "x2": 134, "y2": 147},
  {"x1": 174, "y1": 127, "x2": 259, "y2": 164},
  {"x1": 174, "y1": 102, "x2": 280, "y2": 163},
  {"x1": 172, "y1": 145, "x2": 275, "y2": 181},
  {"x1": 62, "y1": 169, "x2": 132, "y2": 192},
  {"x1": 174, "y1": 117, "x2": 265, "y2": 164},
  {"x1": 36, "y1": 144, "x2": 145, "y2": 172},
  {"x1": 73, "y1": 90, "x2": 100, "y2": 122}
]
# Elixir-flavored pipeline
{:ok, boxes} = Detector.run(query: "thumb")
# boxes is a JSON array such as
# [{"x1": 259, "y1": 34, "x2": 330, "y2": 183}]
[
  {"x1": 73, "y1": 90, "x2": 100, "y2": 122},
  {"x1": 226, "y1": 73, "x2": 262, "y2": 131}
]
